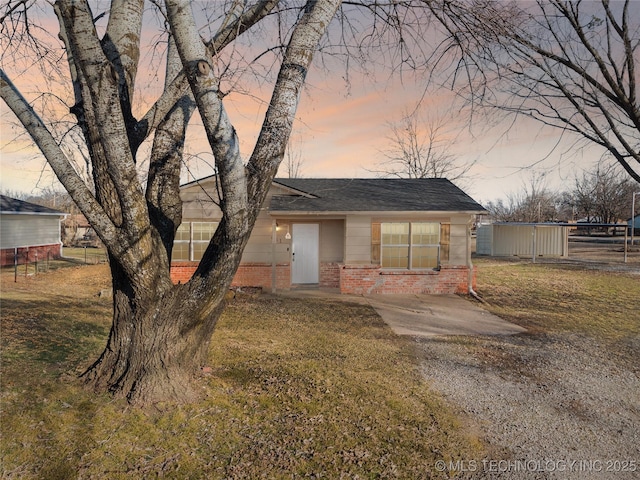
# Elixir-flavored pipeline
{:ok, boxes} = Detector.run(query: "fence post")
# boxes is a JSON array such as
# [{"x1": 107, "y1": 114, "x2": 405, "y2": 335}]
[
  {"x1": 35, "y1": 252, "x2": 38, "y2": 275},
  {"x1": 14, "y1": 247, "x2": 17, "y2": 283}
]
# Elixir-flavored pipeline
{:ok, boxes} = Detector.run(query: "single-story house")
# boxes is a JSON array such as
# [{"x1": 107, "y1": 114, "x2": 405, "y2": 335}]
[
  {"x1": 0, "y1": 195, "x2": 67, "y2": 266},
  {"x1": 170, "y1": 177, "x2": 487, "y2": 295}
]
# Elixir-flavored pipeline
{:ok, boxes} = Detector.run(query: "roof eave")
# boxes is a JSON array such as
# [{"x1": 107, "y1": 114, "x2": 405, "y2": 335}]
[
  {"x1": 269, "y1": 209, "x2": 487, "y2": 216},
  {"x1": 1, "y1": 211, "x2": 69, "y2": 217}
]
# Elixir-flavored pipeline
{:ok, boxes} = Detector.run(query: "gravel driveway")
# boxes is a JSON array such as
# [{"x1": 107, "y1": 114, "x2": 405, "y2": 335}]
[{"x1": 416, "y1": 332, "x2": 640, "y2": 479}]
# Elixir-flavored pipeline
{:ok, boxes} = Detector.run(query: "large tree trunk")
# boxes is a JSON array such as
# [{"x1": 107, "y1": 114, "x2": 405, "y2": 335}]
[
  {"x1": 82, "y1": 287, "x2": 220, "y2": 404},
  {"x1": 82, "y1": 257, "x2": 230, "y2": 404},
  {"x1": 2, "y1": 0, "x2": 341, "y2": 406},
  {"x1": 83, "y1": 212, "x2": 252, "y2": 404}
]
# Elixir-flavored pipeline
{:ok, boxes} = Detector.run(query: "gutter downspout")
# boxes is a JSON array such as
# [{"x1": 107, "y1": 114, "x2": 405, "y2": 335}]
[
  {"x1": 466, "y1": 218, "x2": 484, "y2": 302},
  {"x1": 271, "y1": 219, "x2": 277, "y2": 293}
]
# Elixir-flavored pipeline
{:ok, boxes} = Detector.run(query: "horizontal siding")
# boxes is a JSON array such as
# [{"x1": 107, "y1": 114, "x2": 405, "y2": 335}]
[
  {"x1": 0, "y1": 215, "x2": 62, "y2": 249},
  {"x1": 320, "y1": 220, "x2": 344, "y2": 263}
]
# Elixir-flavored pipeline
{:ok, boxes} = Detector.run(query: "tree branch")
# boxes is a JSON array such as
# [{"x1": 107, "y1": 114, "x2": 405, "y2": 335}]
[
  {"x1": 134, "y1": 0, "x2": 279, "y2": 147},
  {"x1": 0, "y1": 68, "x2": 118, "y2": 243}
]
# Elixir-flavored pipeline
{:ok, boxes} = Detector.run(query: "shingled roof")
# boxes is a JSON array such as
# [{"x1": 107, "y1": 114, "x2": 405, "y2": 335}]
[
  {"x1": 0, "y1": 195, "x2": 66, "y2": 215},
  {"x1": 270, "y1": 178, "x2": 486, "y2": 213}
]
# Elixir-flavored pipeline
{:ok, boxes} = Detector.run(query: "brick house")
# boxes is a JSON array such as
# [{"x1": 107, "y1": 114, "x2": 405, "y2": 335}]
[
  {"x1": 0, "y1": 195, "x2": 67, "y2": 266},
  {"x1": 171, "y1": 177, "x2": 487, "y2": 295}
]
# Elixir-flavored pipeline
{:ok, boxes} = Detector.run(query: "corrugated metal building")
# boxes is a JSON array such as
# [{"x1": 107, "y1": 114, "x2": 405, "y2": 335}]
[{"x1": 476, "y1": 223, "x2": 568, "y2": 258}]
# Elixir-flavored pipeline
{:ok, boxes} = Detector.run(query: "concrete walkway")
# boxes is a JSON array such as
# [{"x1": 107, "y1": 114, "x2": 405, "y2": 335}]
[
  {"x1": 276, "y1": 289, "x2": 526, "y2": 338},
  {"x1": 363, "y1": 294, "x2": 526, "y2": 337}
]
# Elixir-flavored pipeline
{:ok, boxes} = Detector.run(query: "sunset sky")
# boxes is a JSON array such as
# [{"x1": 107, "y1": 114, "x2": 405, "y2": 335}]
[{"x1": 0, "y1": 2, "x2": 607, "y2": 205}]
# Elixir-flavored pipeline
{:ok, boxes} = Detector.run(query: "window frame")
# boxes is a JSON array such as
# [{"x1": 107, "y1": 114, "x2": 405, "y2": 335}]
[
  {"x1": 373, "y1": 221, "x2": 448, "y2": 270},
  {"x1": 172, "y1": 221, "x2": 218, "y2": 262}
]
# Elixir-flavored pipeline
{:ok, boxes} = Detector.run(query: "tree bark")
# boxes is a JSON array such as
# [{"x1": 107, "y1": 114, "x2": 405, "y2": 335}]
[{"x1": 3, "y1": 0, "x2": 341, "y2": 405}]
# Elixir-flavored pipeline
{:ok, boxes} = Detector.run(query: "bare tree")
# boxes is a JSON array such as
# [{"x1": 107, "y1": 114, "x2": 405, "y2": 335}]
[
  {"x1": 282, "y1": 136, "x2": 305, "y2": 178},
  {"x1": 485, "y1": 172, "x2": 560, "y2": 222},
  {"x1": 570, "y1": 160, "x2": 637, "y2": 226},
  {"x1": 371, "y1": 110, "x2": 474, "y2": 184},
  {"x1": 0, "y1": 0, "x2": 432, "y2": 404},
  {"x1": 1, "y1": 0, "x2": 341, "y2": 404},
  {"x1": 427, "y1": 0, "x2": 640, "y2": 183}
]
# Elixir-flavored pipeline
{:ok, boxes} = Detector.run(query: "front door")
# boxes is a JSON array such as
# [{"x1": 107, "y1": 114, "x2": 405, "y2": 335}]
[{"x1": 291, "y1": 224, "x2": 319, "y2": 284}]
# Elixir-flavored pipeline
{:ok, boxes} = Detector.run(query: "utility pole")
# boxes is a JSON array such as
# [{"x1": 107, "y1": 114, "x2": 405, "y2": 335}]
[{"x1": 632, "y1": 192, "x2": 640, "y2": 247}]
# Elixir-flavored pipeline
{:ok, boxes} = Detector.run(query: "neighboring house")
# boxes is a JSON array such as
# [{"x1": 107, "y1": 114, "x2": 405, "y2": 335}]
[
  {"x1": 0, "y1": 195, "x2": 67, "y2": 266},
  {"x1": 171, "y1": 177, "x2": 487, "y2": 295},
  {"x1": 62, "y1": 213, "x2": 100, "y2": 247}
]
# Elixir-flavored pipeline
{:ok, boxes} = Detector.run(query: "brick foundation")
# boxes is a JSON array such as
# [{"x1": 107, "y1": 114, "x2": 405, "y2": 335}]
[
  {"x1": 171, "y1": 261, "x2": 474, "y2": 295},
  {"x1": 171, "y1": 261, "x2": 341, "y2": 290},
  {"x1": 171, "y1": 262, "x2": 291, "y2": 290},
  {"x1": 339, "y1": 264, "x2": 476, "y2": 295},
  {"x1": 0, "y1": 244, "x2": 63, "y2": 267},
  {"x1": 320, "y1": 262, "x2": 340, "y2": 288}
]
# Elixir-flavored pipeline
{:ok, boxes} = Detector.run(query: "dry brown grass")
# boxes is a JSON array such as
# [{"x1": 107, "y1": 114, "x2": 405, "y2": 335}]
[
  {"x1": 473, "y1": 258, "x2": 639, "y2": 341},
  {"x1": 1, "y1": 264, "x2": 482, "y2": 479}
]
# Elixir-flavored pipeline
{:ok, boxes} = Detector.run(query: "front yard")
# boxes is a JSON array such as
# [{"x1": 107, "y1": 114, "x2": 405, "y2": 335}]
[
  {"x1": 1, "y1": 259, "x2": 638, "y2": 478},
  {"x1": 0, "y1": 265, "x2": 480, "y2": 479}
]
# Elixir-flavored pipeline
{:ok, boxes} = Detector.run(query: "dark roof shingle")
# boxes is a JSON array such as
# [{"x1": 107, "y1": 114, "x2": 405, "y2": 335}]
[
  {"x1": 270, "y1": 178, "x2": 486, "y2": 212},
  {"x1": 0, "y1": 195, "x2": 66, "y2": 215}
]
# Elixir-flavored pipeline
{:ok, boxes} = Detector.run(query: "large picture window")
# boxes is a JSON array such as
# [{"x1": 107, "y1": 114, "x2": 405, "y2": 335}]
[
  {"x1": 172, "y1": 222, "x2": 218, "y2": 261},
  {"x1": 372, "y1": 222, "x2": 449, "y2": 269}
]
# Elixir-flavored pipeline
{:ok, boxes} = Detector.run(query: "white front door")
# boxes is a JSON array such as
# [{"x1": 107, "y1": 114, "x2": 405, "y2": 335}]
[{"x1": 291, "y1": 224, "x2": 319, "y2": 284}]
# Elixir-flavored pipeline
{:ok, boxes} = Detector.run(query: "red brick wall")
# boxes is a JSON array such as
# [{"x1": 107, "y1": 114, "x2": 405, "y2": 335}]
[
  {"x1": 339, "y1": 264, "x2": 476, "y2": 295},
  {"x1": 232, "y1": 263, "x2": 291, "y2": 290},
  {"x1": 171, "y1": 261, "x2": 476, "y2": 295},
  {"x1": 320, "y1": 262, "x2": 340, "y2": 288},
  {"x1": 170, "y1": 262, "x2": 197, "y2": 284},
  {"x1": 171, "y1": 261, "x2": 343, "y2": 290},
  {"x1": 0, "y1": 244, "x2": 62, "y2": 267},
  {"x1": 171, "y1": 262, "x2": 291, "y2": 290}
]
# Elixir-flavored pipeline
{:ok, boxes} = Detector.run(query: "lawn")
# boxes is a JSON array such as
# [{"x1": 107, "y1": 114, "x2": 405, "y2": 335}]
[
  {"x1": 61, "y1": 247, "x2": 108, "y2": 265},
  {"x1": 2, "y1": 259, "x2": 637, "y2": 478},
  {"x1": 473, "y1": 257, "x2": 640, "y2": 342},
  {"x1": 0, "y1": 265, "x2": 481, "y2": 479}
]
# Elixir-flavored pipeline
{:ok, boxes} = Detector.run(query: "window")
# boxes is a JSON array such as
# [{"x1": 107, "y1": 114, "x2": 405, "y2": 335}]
[
  {"x1": 411, "y1": 223, "x2": 439, "y2": 269},
  {"x1": 372, "y1": 222, "x2": 449, "y2": 269},
  {"x1": 382, "y1": 223, "x2": 409, "y2": 268},
  {"x1": 171, "y1": 222, "x2": 218, "y2": 261}
]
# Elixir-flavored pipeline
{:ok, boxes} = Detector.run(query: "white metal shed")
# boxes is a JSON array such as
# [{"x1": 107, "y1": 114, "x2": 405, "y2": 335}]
[{"x1": 476, "y1": 223, "x2": 568, "y2": 258}]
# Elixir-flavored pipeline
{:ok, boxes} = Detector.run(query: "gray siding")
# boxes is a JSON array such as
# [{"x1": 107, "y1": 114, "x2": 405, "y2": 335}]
[{"x1": 0, "y1": 214, "x2": 63, "y2": 249}]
